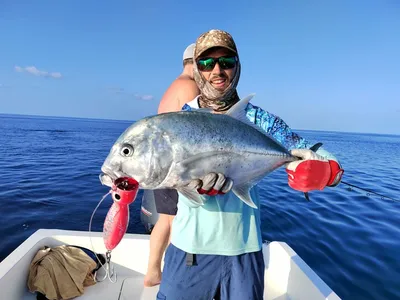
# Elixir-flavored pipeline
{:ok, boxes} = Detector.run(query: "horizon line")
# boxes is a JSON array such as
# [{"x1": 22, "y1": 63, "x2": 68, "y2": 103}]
[{"x1": 0, "y1": 112, "x2": 399, "y2": 137}]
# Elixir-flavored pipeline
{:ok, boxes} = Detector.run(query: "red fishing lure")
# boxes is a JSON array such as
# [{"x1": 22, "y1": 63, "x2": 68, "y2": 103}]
[{"x1": 103, "y1": 177, "x2": 139, "y2": 251}]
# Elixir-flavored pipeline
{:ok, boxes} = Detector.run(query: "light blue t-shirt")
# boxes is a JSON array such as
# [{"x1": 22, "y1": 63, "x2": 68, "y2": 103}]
[
  {"x1": 170, "y1": 95, "x2": 338, "y2": 256},
  {"x1": 172, "y1": 184, "x2": 262, "y2": 255}
]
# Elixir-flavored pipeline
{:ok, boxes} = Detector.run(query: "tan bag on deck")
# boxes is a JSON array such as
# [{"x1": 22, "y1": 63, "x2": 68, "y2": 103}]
[{"x1": 28, "y1": 245, "x2": 97, "y2": 300}]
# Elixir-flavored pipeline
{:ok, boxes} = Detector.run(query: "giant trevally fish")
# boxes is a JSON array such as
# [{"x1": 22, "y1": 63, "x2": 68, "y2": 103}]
[{"x1": 100, "y1": 94, "x2": 305, "y2": 208}]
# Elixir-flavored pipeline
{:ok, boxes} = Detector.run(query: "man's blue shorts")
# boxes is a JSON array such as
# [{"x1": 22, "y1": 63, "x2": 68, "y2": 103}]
[{"x1": 156, "y1": 243, "x2": 265, "y2": 300}]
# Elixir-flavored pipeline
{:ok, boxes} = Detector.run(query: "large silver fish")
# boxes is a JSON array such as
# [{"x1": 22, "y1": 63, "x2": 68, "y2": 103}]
[{"x1": 100, "y1": 94, "x2": 301, "y2": 208}]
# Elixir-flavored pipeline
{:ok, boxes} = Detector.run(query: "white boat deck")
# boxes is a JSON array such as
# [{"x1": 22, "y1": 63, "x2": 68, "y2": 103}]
[{"x1": 0, "y1": 229, "x2": 341, "y2": 300}]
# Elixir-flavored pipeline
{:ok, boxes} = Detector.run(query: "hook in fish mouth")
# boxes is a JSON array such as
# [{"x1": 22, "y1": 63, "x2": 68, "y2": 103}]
[
  {"x1": 99, "y1": 172, "x2": 139, "y2": 191},
  {"x1": 114, "y1": 177, "x2": 139, "y2": 191}
]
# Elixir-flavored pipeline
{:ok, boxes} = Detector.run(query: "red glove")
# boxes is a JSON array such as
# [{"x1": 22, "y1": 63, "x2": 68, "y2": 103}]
[
  {"x1": 285, "y1": 149, "x2": 344, "y2": 192},
  {"x1": 188, "y1": 173, "x2": 233, "y2": 196}
]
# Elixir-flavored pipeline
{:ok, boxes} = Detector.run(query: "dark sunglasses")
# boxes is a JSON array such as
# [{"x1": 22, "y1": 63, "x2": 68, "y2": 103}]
[{"x1": 196, "y1": 56, "x2": 238, "y2": 71}]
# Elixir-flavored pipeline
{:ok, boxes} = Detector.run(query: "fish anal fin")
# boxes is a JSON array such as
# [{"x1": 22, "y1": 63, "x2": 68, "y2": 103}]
[
  {"x1": 177, "y1": 187, "x2": 205, "y2": 208},
  {"x1": 232, "y1": 182, "x2": 258, "y2": 209}
]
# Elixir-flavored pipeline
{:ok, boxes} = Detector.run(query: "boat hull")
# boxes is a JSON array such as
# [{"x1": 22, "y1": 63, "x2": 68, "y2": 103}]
[{"x1": 0, "y1": 229, "x2": 341, "y2": 299}]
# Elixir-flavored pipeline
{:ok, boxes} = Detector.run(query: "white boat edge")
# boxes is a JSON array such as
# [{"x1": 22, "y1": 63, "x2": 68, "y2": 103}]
[{"x1": 0, "y1": 229, "x2": 341, "y2": 299}]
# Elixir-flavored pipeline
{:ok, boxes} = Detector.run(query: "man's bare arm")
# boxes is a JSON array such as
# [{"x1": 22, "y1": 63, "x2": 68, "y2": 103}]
[{"x1": 158, "y1": 78, "x2": 199, "y2": 114}]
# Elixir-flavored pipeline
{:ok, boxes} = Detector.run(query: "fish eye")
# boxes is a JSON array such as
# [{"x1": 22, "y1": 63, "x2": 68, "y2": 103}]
[{"x1": 120, "y1": 144, "x2": 134, "y2": 157}]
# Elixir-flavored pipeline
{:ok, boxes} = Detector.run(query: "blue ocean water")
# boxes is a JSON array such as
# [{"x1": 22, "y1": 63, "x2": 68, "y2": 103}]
[{"x1": 0, "y1": 114, "x2": 399, "y2": 299}]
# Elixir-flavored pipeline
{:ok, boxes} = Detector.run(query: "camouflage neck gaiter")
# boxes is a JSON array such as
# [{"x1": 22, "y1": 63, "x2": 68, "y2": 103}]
[{"x1": 193, "y1": 29, "x2": 241, "y2": 112}]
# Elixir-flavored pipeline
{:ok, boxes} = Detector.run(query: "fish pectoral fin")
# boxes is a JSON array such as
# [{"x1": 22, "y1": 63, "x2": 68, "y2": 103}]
[
  {"x1": 175, "y1": 151, "x2": 242, "y2": 180},
  {"x1": 232, "y1": 183, "x2": 258, "y2": 209},
  {"x1": 177, "y1": 187, "x2": 205, "y2": 208}
]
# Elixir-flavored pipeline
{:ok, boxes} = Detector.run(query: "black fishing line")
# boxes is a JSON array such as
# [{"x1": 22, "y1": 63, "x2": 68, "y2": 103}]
[
  {"x1": 340, "y1": 181, "x2": 398, "y2": 202},
  {"x1": 306, "y1": 142, "x2": 398, "y2": 203}
]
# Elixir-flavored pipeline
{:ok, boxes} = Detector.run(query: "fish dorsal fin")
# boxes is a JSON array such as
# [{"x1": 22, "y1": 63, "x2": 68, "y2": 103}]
[
  {"x1": 225, "y1": 93, "x2": 272, "y2": 137},
  {"x1": 225, "y1": 93, "x2": 256, "y2": 118}
]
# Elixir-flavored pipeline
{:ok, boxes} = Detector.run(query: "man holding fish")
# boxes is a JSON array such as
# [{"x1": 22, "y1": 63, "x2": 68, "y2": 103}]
[{"x1": 100, "y1": 29, "x2": 344, "y2": 299}]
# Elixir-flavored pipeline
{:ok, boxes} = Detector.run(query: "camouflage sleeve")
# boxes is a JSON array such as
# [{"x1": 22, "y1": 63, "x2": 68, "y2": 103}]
[
  {"x1": 245, "y1": 103, "x2": 340, "y2": 162},
  {"x1": 245, "y1": 103, "x2": 311, "y2": 150}
]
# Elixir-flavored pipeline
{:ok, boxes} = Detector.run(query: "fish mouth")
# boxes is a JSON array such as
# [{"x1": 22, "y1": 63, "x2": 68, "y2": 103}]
[
  {"x1": 100, "y1": 165, "x2": 118, "y2": 186},
  {"x1": 99, "y1": 172, "x2": 115, "y2": 188},
  {"x1": 99, "y1": 166, "x2": 139, "y2": 191},
  {"x1": 99, "y1": 172, "x2": 139, "y2": 191}
]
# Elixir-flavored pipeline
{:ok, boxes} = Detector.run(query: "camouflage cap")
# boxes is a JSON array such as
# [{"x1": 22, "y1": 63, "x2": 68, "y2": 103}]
[{"x1": 194, "y1": 29, "x2": 238, "y2": 59}]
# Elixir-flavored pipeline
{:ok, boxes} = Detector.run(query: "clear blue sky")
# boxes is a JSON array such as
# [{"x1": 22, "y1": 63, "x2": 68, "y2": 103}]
[{"x1": 1, "y1": 1, "x2": 399, "y2": 134}]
